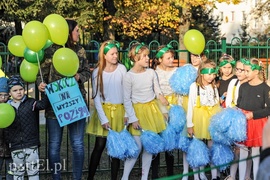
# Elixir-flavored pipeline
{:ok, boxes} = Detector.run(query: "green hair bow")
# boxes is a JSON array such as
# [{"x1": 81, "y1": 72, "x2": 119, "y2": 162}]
[
  {"x1": 219, "y1": 59, "x2": 236, "y2": 68},
  {"x1": 241, "y1": 58, "x2": 261, "y2": 71},
  {"x1": 155, "y1": 44, "x2": 173, "y2": 59},
  {"x1": 135, "y1": 42, "x2": 145, "y2": 54},
  {"x1": 104, "y1": 41, "x2": 120, "y2": 54}
]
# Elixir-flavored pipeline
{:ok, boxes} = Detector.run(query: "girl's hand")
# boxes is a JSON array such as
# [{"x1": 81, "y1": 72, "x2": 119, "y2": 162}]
[
  {"x1": 159, "y1": 94, "x2": 169, "y2": 106},
  {"x1": 187, "y1": 127, "x2": 194, "y2": 137},
  {"x1": 74, "y1": 73, "x2": 80, "y2": 81},
  {"x1": 245, "y1": 112, "x2": 253, "y2": 120},
  {"x1": 132, "y1": 121, "x2": 141, "y2": 130},
  {"x1": 102, "y1": 122, "x2": 110, "y2": 129},
  {"x1": 163, "y1": 113, "x2": 169, "y2": 122},
  {"x1": 124, "y1": 117, "x2": 128, "y2": 125}
]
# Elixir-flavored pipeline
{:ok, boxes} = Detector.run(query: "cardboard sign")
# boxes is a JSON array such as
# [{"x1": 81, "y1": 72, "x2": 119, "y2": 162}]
[{"x1": 45, "y1": 77, "x2": 90, "y2": 127}]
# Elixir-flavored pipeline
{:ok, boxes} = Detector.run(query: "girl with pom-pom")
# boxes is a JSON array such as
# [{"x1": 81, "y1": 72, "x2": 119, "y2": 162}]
[
  {"x1": 216, "y1": 54, "x2": 237, "y2": 108},
  {"x1": 187, "y1": 59, "x2": 222, "y2": 180},
  {"x1": 236, "y1": 58, "x2": 270, "y2": 180},
  {"x1": 150, "y1": 44, "x2": 177, "y2": 179},
  {"x1": 169, "y1": 52, "x2": 206, "y2": 179},
  {"x1": 86, "y1": 40, "x2": 127, "y2": 180},
  {"x1": 121, "y1": 43, "x2": 167, "y2": 180},
  {"x1": 225, "y1": 59, "x2": 252, "y2": 180}
]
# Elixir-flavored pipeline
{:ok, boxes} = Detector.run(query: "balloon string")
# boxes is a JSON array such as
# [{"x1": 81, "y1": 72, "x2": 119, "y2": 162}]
[{"x1": 36, "y1": 53, "x2": 44, "y2": 83}]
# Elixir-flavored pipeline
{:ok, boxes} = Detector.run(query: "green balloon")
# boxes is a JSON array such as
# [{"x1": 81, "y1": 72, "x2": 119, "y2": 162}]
[
  {"x1": 0, "y1": 103, "x2": 15, "y2": 128},
  {"x1": 53, "y1": 48, "x2": 79, "y2": 77},
  {"x1": 184, "y1": 29, "x2": 205, "y2": 55},
  {"x1": 24, "y1": 48, "x2": 44, "y2": 63},
  {"x1": 20, "y1": 59, "x2": 39, "y2": 82},
  {"x1": 43, "y1": 39, "x2": 53, "y2": 50}
]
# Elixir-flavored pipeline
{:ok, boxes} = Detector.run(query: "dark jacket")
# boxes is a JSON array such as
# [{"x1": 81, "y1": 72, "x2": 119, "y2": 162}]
[
  {"x1": 4, "y1": 94, "x2": 49, "y2": 152},
  {"x1": 0, "y1": 128, "x2": 11, "y2": 157},
  {"x1": 36, "y1": 44, "x2": 91, "y2": 119}
]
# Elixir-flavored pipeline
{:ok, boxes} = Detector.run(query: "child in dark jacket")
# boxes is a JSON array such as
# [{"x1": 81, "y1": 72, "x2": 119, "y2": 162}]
[
  {"x1": 0, "y1": 77, "x2": 13, "y2": 180},
  {"x1": 4, "y1": 75, "x2": 49, "y2": 179}
]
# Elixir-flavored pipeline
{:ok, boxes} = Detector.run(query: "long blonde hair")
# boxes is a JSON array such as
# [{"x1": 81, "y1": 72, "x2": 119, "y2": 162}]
[{"x1": 92, "y1": 40, "x2": 118, "y2": 99}]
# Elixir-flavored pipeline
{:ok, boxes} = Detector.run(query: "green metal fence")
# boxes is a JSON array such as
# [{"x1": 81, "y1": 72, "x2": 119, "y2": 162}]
[{"x1": 0, "y1": 37, "x2": 270, "y2": 178}]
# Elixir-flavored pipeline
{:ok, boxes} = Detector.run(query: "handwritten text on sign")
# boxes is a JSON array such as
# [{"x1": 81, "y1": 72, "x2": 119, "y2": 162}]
[{"x1": 45, "y1": 77, "x2": 90, "y2": 127}]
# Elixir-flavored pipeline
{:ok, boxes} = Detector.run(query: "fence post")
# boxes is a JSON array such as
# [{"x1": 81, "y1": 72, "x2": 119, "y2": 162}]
[{"x1": 221, "y1": 37, "x2": 227, "y2": 53}]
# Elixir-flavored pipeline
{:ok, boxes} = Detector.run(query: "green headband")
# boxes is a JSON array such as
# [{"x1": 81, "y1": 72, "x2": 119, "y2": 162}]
[
  {"x1": 200, "y1": 68, "x2": 218, "y2": 74},
  {"x1": 241, "y1": 58, "x2": 261, "y2": 71},
  {"x1": 104, "y1": 41, "x2": 120, "y2": 54},
  {"x1": 155, "y1": 44, "x2": 173, "y2": 59},
  {"x1": 219, "y1": 59, "x2": 236, "y2": 67},
  {"x1": 135, "y1": 42, "x2": 145, "y2": 54}
]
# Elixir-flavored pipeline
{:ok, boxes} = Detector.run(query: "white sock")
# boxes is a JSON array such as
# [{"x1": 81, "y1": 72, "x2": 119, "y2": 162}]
[
  {"x1": 193, "y1": 168, "x2": 200, "y2": 180},
  {"x1": 182, "y1": 152, "x2": 189, "y2": 180},
  {"x1": 230, "y1": 148, "x2": 240, "y2": 179},
  {"x1": 239, "y1": 148, "x2": 248, "y2": 180},
  {"x1": 121, "y1": 136, "x2": 142, "y2": 180},
  {"x1": 251, "y1": 147, "x2": 260, "y2": 180},
  {"x1": 141, "y1": 150, "x2": 153, "y2": 180}
]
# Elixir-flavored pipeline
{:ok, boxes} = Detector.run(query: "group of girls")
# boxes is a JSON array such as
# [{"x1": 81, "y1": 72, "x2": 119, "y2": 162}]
[{"x1": 85, "y1": 39, "x2": 270, "y2": 180}]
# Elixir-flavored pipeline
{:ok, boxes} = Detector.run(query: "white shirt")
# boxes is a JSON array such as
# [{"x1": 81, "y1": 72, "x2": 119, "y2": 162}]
[
  {"x1": 186, "y1": 82, "x2": 219, "y2": 127},
  {"x1": 155, "y1": 66, "x2": 177, "y2": 96},
  {"x1": 123, "y1": 68, "x2": 162, "y2": 123},
  {"x1": 92, "y1": 64, "x2": 127, "y2": 125}
]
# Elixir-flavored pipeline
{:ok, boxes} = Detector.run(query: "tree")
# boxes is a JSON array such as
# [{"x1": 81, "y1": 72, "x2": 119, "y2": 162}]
[
  {"x1": 0, "y1": 0, "x2": 91, "y2": 37},
  {"x1": 190, "y1": 6, "x2": 221, "y2": 42},
  {"x1": 250, "y1": 0, "x2": 270, "y2": 35}
]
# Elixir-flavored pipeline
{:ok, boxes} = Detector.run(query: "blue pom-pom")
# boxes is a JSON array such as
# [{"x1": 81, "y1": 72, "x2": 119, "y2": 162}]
[
  {"x1": 168, "y1": 105, "x2": 186, "y2": 133},
  {"x1": 209, "y1": 124, "x2": 233, "y2": 145},
  {"x1": 211, "y1": 143, "x2": 234, "y2": 171},
  {"x1": 187, "y1": 137, "x2": 210, "y2": 168},
  {"x1": 225, "y1": 108, "x2": 247, "y2": 142},
  {"x1": 160, "y1": 125, "x2": 177, "y2": 151},
  {"x1": 177, "y1": 134, "x2": 192, "y2": 153},
  {"x1": 210, "y1": 109, "x2": 232, "y2": 133},
  {"x1": 119, "y1": 127, "x2": 140, "y2": 159},
  {"x1": 107, "y1": 129, "x2": 127, "y2": 160},
  {"x1": 141, "y1": 130, "x2": 165, "y2": 155},
  {"x1": 169, "y1": 64, "x2": 197, "y2": 95},
  {"x1": 209, "y1": 108, "x2": 247, "y2": 144}
]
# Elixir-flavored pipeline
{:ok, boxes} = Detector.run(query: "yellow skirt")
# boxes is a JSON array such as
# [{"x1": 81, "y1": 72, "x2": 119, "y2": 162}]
[
  {"x1": 86, "y1": 103, "x2": 125, "y2": 137},
  {"x1": 193, "y1": 104, "x2": 222, "y2": 140},
  {"x1": 165, "y1": 94, "x2": 178, "y2": 107},
  {"x1": 129, "y1": 100, "x2": 166, "y2": 136}
]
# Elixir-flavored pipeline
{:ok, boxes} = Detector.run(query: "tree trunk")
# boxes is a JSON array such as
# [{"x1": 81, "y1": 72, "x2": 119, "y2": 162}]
[
  {"x1": 103, "y1": 0, "x2": 117, "y2": 41},
  {"x1": 179, "y1": 8, "x2": 191, "y2": 63},
  {"x1": 14, "y1": 19, "x2": 22, "y2": 35}
]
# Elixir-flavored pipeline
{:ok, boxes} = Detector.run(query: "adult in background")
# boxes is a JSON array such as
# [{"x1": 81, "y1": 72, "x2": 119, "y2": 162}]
[{"x1": 36, "y1": 19, "x2": 91, "y2": 180}]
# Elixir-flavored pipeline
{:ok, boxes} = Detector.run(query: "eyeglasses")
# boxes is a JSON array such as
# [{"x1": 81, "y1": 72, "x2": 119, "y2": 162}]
[{"x1": 235, "y1": 68, "x2": 245, "y2": 73}]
